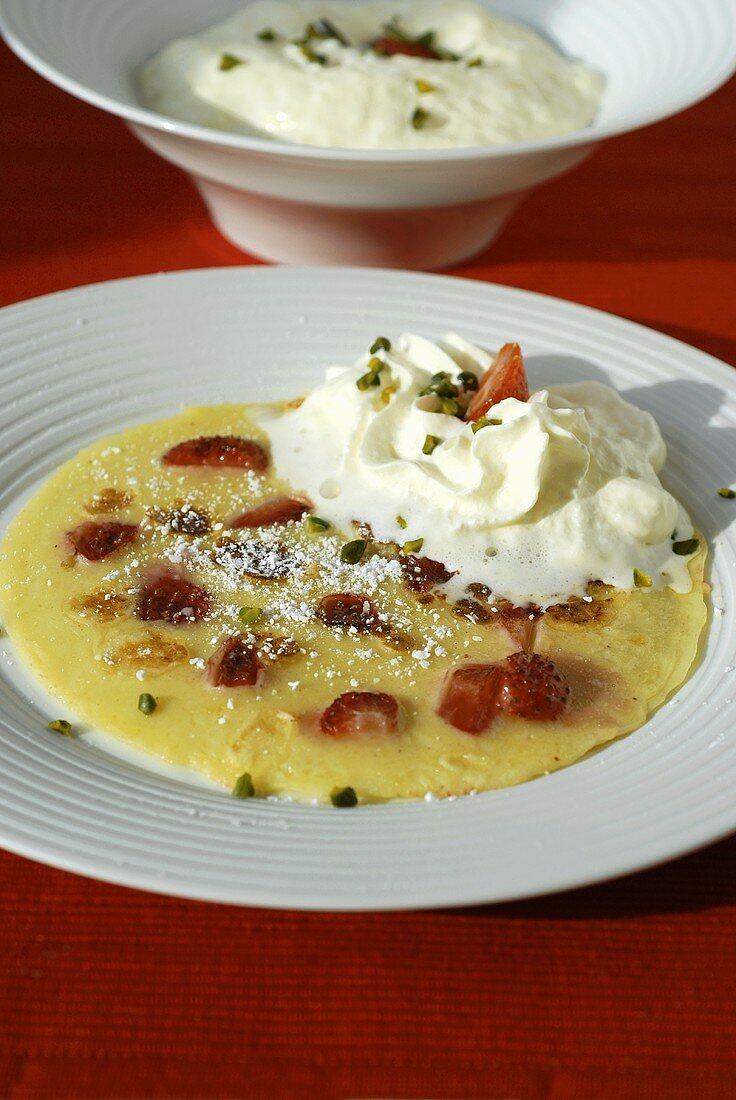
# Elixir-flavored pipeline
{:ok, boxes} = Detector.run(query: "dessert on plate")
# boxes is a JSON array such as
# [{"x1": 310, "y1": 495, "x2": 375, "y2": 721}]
[
  {"x1": 0, "y1": 333, "x2": 706, "y2": 804},
  {"x1": 139, "y1": 0, "x2": 605, "y2": 150}
]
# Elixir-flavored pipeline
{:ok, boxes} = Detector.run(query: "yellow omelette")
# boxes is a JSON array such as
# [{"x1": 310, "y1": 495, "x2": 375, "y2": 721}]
[{"x1": 0, "y1": 405, "x2": 707, "y2": 803}]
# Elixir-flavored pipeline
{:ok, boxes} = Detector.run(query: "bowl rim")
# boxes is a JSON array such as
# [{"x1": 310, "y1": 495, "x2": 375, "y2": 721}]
[{"x1": 2, "y1": 0, "x2": 735, "y2": 164}]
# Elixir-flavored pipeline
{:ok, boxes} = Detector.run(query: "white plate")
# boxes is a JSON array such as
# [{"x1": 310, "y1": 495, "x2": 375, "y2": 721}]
[{"x1": 0, "y1": 267, "x2": 734, "y2": 910}]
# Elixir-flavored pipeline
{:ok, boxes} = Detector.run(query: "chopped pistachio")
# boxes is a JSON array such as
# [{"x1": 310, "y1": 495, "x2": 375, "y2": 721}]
[
  {"x1": 219, "y1": 53, "x2": 244, "y2": 71},
  {"x1": 430, "y1": 377, "x2": 458, "y2": 398},
  {"x1": 411, "y1": 107, "x2": 431, "y2": 130},
  {"x1": 138, "y1": 692, "x2": 157, "y2": 716},
  {"x1": 356, "y1": 370, "x2": 381, "y2": 391},
  {"x1": 422, "y1": 434, "x2": 441, "y2": 455},
  {"x1": 382, "y1": 17, "x2": 411, "y2": 41},
  {"x1": 257, "y1": 28, "x2": 278, "y2": 41},
  {"x1": 633, "y1": 568, "x2": 652, "y2": 588},
  {"x1": 47, "y1": 719, "x2": 72, "y2": 737},
  {"x1": 718, "y1": 487, "x2": 736, "y2": 498},
  {"x1": 672, "y1": 538, "x2": 699, "y2": 556},
  {"x1": 309, "y1": 18, "x2": 350, "y2": 45},
  {"x1": 471, "y1": 416, "x2": 501, "y2": 433},
  {"x1": 356, "y1": 357, "x2": 385, "y2": 391},
  {"x1": 402, "y1": 538, "x2": 424, "y2": 555},
  {"x1": 340, "y1": 539, "x2": 368, "y2": 564},
  {"x1": 370, "y1": 336, "x2": 391, "y2": 354},
  {"x1": 233, "y1": 772, "x2": 255, "y2": 799},
  {"x1": 299, "y1": 43, "x2": 328, "y2": 64},
  {"x1": 458, "y1": 370, "x2": 479, "y2": 391},
  {"x1": 440, "y1": 397, "x2": 459, "y2": 416},
  {"x1": 238, "y1": 606, "x2": 263, "y2": 626},
  {"x1": 381, "y1": 384, "x2": 398, "y2": 405},
  {"x1": 396, "y1": 514, "x2": 408, "y2": 530},
  {"x1": 467, "y1": 56, "x2": 484, "y2": 67},
  {"x1": 307, "y1": 515, "x2": 331, "y2": 533},
  {"x1": 415, "y1": 79, "x2": 436, "y2": 94},
  {"x1": 331, "y1": 785, "x2": 358, "y2": 808}
]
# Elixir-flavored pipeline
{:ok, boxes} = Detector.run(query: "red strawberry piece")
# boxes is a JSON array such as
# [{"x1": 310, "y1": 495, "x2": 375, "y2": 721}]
[
  {"x1": 162, "y1": 435, "x2": 269, "y2": 472},
  {"x1": 495, "y1": 652, "x2": 570, "y2": 721},
  {"x1": 207, "y1": 635, "x2": 261, "y2": 687},
  {"x1": 230, "y1": 496, "x2": 312, "y2": 529},
  {"x1": 316, "y1": 593, "x2": 379, "y2": 632},
  {"x1": 136, "y1": 565, "x2": 211, "y2": 625},
  {"x1": 437, "y1": 663, "x2": 501, "y2": 734},
  {"x1": 400, "y1": 554, "x2": 456, "y2": 593},
  {"x1": 371, "y1": 35, "x2": 439, "y2": 58},
  {"x1": 465, "y1": 343, "x2": 529, "y2": 422},
  {"x1": 67, "y1": 522, "x2": 138, "y2": 562},
  {"x1": 493, "y1": 599, "x2": 543, "y2": 651},
  {"x1": 320, "y1": 691, "x2": 399, "y2": 738}
]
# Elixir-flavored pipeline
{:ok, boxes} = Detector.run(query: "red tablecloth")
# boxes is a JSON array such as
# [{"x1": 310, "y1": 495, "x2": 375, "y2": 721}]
[{"x1": 1, "y1": 41, "x2": 735, "y2": 1100}]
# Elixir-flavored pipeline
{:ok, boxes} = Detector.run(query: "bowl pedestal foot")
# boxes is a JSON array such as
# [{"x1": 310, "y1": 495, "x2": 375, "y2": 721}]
[{"x1": 194, "y1": 177, "x2": 528, "y2": 270}]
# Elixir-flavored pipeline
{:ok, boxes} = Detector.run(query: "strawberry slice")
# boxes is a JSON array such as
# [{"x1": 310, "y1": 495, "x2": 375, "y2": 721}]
[
  {"x1": 495, "y1": 652, "x2": 570, "y2": 720},
  {"x1": 230, "y1": 497, "x2": 312, "y2": 529},
  {"x1": 316, "y1": 593, "x2": 379, "y2": 632},
  {"x1": 371, "y1": 35, "x2": 439, "y2": 58},
  {"x1": 493, "y1": 600, "x2": 543, "y2": 652},
  {"x1": 437, "y1": 652, "x2": 569, "y2": 733},
  {"x1": 207, "y1": 635, "x2": 261, "y2": 687},
  {"x1": 320, "y1": 691, "x2": 399, "y2": 738},
  {"x1": 400, "y1": 554, "x2": 456, "y2": 593},
  {"x1": 162, "y1": 436, "x2": 269, "y2": 472},
  {"x1": 136, "y1": 565, "x2": 210, "y2": 625},
  {"x1": 437, "y1": 663, "x2": 501, "y2": 734},
  {"x1": 465, "y1": 343, "x2": 529, "y2": 422},
  {"x1": 67, "y1": 522, "x2": 138, "y2": 562}
]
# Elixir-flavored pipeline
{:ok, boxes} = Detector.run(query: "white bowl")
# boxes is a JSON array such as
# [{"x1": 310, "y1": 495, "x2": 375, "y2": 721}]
[{"x1": 2, "y1": 0, "x2": 735, "y2": 269}]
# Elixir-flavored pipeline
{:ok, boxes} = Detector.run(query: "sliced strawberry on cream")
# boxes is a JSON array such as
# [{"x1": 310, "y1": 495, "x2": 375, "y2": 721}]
[
  {"x1": 207, "y1": 635, "x2": 261, "y2": 687},
  {"x1": 465, "y1": 343, "x2": 529, "y2": 422},
  {"x1": 67, "y1": 521, "x2": 138, "y2": 562},
  {"x1": 162, "y1": 435, "x2": 269, "y2": 471},
  {"x1": 320, "y1": 691, "x2": 399, "y2": 738},
  {"x1": 230, "y1": 497, "x2": 312, "y2": 529},
  {"x1": 136, "y1": 565, "x2": 210, "y2": 625},
  {"x1": 370, "y1": 36, "x2": 439, "y2": 59}
]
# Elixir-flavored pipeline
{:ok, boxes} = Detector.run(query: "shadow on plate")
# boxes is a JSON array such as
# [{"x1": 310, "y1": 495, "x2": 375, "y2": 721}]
[
  {"x1": 445, "y1": 832, "x2": 736, "y2": 920},
  {"x1": 528, "y1": 352, "x2": 736, "y2": 541}
]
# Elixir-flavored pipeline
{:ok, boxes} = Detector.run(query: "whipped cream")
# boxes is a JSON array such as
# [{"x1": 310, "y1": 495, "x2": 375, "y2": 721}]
[
  {"x1": 261, "y1": 333, "x2": 696, "y2": 607},
  {"x1": 139, "y1": 0, "x2": 604, "y2": 150}
]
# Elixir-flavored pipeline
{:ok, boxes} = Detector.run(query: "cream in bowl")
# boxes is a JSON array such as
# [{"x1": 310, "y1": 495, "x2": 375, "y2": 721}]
[
  {"x1": 2, "y1": 0, "x2": 735, "y2": 268},
  {"x1": 139, "y1": 0, "x2": 605, "y2": 150}
]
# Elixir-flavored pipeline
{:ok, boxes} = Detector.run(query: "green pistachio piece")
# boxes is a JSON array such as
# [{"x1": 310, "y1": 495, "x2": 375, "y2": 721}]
[
  {"x1": 340, "y1": 539, "x2": 368, "y2": 564},
  {"x1": 233, "y1": 772, "x2": 255, "y2": 798},
  {"x1": 331, "y1": 785, "x2": 358, "y2": 807}
]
